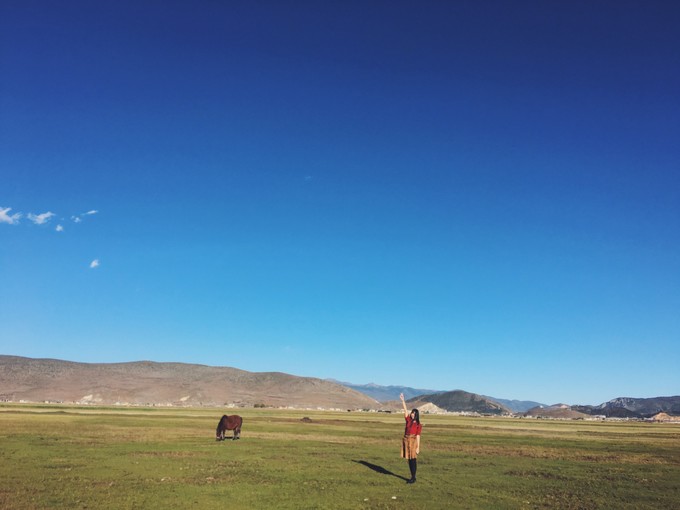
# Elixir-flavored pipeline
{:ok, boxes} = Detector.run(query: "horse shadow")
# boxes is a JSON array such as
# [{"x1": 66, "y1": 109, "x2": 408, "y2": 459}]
[{"x1": 353, "y1": 460, "x2": 409, "y2": 481}]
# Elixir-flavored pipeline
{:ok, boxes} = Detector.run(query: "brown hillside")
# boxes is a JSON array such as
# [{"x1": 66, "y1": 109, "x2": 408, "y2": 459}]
[{"x1": 0, "y1": 356, "x2": 379, "y2": 409}]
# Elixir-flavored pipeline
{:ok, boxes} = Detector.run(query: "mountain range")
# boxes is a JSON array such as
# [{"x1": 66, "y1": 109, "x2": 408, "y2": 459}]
[
  {"x1": 333, "y1": 381, "x2": 543, "y2": 412},
  {"x1": 1, "y1": 356, "x2": 677, "y2": 418},
  {"x1": 573, "y1": 396, "x2": 680, "y2": 419},
  {"x1": 521, "y1": 397, "x2": 680, "y2": 420},
  {"x1": 328, "y1": 380, "x2": 443, "y2": 402}
]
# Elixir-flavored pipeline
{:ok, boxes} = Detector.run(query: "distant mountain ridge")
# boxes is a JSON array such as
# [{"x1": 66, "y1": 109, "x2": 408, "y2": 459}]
[
  {"x1": 573, "y1": 396, "x2": 680, "y2": 418},
  {"x1": 336, "y1": 381, "x2": 544, "y2": 413},
  {"x1": 328, "y1": 380, "x2": 443, "y2": 403},
  {"x1": 484, "y1": 396, "x2": 545, "y2": 413},
  {"x1": 524, "y1": 397, "x2": 680, "y2": 419}
]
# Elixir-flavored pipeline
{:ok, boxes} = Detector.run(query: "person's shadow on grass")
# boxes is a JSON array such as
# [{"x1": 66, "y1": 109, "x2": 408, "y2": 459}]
[{"x1": 353, "y1": 460, "x2": 409, "y2": 481}]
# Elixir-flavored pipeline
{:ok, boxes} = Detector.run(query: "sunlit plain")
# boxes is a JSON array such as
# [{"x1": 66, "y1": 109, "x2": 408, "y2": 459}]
[{"x1": 1, "y1": 405, "x2": 678, "y2": 509}]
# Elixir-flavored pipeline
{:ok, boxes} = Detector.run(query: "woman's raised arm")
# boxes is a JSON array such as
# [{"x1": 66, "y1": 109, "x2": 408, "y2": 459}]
[{"x1": 399, "y1": 393, "x2": 409, "y2": 418}]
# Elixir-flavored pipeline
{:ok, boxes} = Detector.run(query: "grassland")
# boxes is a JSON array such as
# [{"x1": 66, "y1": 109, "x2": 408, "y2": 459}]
[{"x1": 1, "y1": 405, "x2": 678, "y2": 509}]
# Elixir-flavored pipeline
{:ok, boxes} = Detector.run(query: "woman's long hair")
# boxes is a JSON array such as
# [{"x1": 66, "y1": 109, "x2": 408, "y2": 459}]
[{"x1": 411, "y1": 408, "x2": 420, "y2": 424}]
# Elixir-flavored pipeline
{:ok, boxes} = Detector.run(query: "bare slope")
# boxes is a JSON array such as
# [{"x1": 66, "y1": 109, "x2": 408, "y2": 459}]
[{"x1": 0, "y1": 355, "x2": 379, "y2": 409}]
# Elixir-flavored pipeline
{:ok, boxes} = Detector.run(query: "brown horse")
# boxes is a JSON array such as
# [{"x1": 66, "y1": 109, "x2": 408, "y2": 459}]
[{"x1": 216, "y1": 414, "x2": 243, "y2": 441}]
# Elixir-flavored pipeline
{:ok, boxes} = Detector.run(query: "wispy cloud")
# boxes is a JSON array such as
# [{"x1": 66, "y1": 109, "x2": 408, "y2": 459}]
[
  {"x1": 2, "y1": 206, "x2": 99, "y2": 230},
  {"x1": 90, "y1": 259, "x2": 100, "y2": 269},
  {"x1": 0, "y1": 207, "x2": 22, "y2": 225},
  {"x1": 72, "y1": 210, "x2": 98, "y2": 223},
  {"x1": 28, "y1": 211, "x2": 56, "y2": 225}
]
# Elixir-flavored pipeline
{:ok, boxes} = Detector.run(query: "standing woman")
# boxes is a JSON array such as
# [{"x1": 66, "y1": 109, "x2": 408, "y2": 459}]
[{"x1": 400, "y1": 392, "x2": 422, "y2": 484}]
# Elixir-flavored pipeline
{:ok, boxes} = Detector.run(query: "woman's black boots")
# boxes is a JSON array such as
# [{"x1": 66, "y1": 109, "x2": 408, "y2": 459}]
[{"x1": 407, "y1": 459, "x2": 417, "y2": 483}]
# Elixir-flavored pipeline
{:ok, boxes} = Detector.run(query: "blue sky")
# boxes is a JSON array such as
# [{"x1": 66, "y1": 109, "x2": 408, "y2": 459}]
[{"x1": 1, "y1": 1, "x2": 678, "y2": 405}]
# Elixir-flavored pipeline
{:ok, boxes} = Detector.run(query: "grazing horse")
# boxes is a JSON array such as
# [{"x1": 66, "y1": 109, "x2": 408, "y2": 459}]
[{"x1": 216, "y1": 414, "x2": 243, "y2": 441}]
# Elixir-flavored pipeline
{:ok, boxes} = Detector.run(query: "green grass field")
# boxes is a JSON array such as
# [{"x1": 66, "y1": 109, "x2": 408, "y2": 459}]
[{"x1": 1, "y1": 405, "x2": 678, "y2": 509}]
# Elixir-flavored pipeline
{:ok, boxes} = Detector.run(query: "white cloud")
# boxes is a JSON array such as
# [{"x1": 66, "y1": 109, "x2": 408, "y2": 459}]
[
  {"x1": 72, "y1": 210, "x2": 98, "y2": 222},
  {"x1": 2, "y1": 207, "x2": 98, "y2": 228},
  {"x1": 28, "y1": 211, "x2": 56, "y2": 225},
  {"x1": 0, "y1": 207, "x2": 22, "y2": 225},
  {"x1": 90, "y1": 259, "x2": 100, "y2": 269}
]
